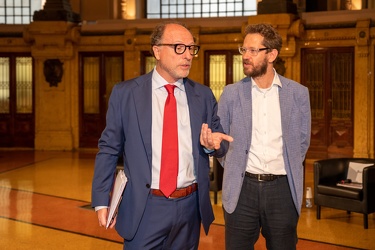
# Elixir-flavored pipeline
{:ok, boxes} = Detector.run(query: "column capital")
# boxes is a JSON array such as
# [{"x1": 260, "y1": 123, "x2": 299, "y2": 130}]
[{"x1": 23, "y1": 21, "x2": 80, "y2": 59}]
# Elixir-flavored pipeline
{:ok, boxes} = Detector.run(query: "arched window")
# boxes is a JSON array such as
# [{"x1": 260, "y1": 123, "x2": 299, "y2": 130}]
[{"x1": 147, "y1": 0, "x2": 257, "y2": 18}]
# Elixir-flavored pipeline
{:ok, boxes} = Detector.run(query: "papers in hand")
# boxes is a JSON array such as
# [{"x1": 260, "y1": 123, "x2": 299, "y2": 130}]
[{"x1": 106, "y1": 170, "x2": 127, "y2": 229}]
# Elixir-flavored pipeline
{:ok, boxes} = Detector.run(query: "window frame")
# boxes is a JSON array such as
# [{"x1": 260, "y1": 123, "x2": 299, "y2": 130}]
[
  {"x1": 146, "y1": 0, "x2": 257, "y2": 19},
  {"x1": 0, "y1": 0, "x2": 45, "y2": 24}
]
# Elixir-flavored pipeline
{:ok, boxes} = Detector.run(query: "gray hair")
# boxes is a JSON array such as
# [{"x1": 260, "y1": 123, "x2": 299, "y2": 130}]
[{"x1": 150, "y1": 21, "x2": 192, "y2": 57}]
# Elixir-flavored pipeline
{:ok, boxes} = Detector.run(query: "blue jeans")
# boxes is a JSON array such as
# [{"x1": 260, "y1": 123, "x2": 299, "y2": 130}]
[{"x1": 224, "y1": 175, "x2": 298, "y2": 250}]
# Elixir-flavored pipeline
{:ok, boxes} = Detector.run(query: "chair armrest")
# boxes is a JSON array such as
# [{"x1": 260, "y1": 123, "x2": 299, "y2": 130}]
[
  {"x1": 363, "y1": 165, "x2": 375, "y2": 194},
  {"x1": 362, "y1": 165, "x2": 375, "y2": 212}
]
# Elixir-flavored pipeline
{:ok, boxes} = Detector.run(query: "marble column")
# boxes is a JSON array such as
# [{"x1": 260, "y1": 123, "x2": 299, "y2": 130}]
[
  {"x1": 353, "y1": 19, "x2": 374, "y2": 158},
  {"x1": 24, "y1": 0, "x2": 81, "y2": 150}
]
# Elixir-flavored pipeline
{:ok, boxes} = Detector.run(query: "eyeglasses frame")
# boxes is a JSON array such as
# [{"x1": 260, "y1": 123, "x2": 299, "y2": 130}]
[
  {"x1": 156, "y1": 43, "x2": 200, "y2": 56},
  {"x1": 238, "y1": 47, "x2": 270, "y2": 56}
]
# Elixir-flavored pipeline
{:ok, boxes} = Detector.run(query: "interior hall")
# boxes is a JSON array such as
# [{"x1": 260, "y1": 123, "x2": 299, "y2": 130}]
[{"x1": 0, "y1": 0, "x2": 375, "y2": 249}]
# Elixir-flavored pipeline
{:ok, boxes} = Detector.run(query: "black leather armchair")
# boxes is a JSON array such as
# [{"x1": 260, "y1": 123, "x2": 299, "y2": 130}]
[
  {"x1": 209, "y1": 157, "x2": 223, "y2": 204},
  {"x1": 314, "y1": 158, "x2": 375, "y2": 229}
]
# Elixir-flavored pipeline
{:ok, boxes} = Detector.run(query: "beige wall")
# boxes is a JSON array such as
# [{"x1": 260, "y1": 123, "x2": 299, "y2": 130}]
[{"x1": 0, "y1": 8, "x2": 374, "y2": 157}]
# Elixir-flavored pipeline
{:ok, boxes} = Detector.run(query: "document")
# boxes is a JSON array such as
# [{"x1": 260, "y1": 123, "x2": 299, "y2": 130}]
[
  {"x1": 347, "y1": 162, "x2": 373, "y2": 183},
  {"x1": 336, "y1": 182, "x2": 362, "y2": 189},
  {"x1": 106, "y1": 169, "x2": 127, "y2": 229}
]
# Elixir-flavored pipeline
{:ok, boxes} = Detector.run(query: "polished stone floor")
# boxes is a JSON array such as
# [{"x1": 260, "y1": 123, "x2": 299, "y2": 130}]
[{"x1": 0, "y1": 150, "x2": 374, "y2": 249}]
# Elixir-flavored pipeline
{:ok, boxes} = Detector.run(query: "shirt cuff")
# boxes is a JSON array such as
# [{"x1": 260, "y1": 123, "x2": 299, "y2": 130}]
[
  {"x1": 95, "y1": 206, "x2": 108, "y2": 212},
  {"x1": 203, "y1": 147, "x2": 215, "y2": 154}
]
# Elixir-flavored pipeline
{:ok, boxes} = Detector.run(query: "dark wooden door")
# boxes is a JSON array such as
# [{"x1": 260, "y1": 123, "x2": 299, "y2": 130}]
[
  {"x1": 204, "y1": 50, "x2": 244, "y2": 100},
  {"x1": 0, "y1": 54, "x2": 34, "y2": 147},
  {"x1": 301, "y1": 47, "x2": 354, "y2": 158},
  {"x1": 79, "y1": 52, "x2": 123, "y2": 148}
]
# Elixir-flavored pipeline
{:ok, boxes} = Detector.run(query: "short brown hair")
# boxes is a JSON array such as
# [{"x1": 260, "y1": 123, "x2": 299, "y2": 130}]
[{"x1": 244, "y1": 23, "x2": 282, "y2": 54}]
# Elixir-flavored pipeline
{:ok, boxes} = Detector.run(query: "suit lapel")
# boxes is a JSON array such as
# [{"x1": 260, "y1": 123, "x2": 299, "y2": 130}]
[
  {"x1": 279, "y1": 77, "x2": 292, "y2": 139},
  {"x1": 133, "y1": 72, "x2": 153, "y2": 166},
  {"x1": 239, "y1": 77, "x2": 252, "y2": 148},
  {"x1": 184, "y1": 79, "x2": 201, "y2": 174}
]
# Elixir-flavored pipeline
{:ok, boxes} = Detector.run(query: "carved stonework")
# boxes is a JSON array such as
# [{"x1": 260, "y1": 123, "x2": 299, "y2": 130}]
[
  {"x1": 23, "y1": 21, "x2": 80, "y2": 59},
  {"x1": 33, "y1": 0, "x2": 81, "y2": 23},
  {"x1": 43, "y1": 59, "x2": 64, "y2": 87}
]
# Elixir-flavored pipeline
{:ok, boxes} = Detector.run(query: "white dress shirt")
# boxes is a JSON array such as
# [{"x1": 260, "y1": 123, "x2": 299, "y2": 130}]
[
  {"x1": 246, "y1": 71, "x2": 286, "y2": 175},
  {"x1": 151, "y1": 68, "x2": 195, "y2": 189}
]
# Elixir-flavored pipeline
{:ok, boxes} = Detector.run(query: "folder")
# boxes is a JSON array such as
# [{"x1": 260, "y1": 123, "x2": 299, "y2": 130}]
[
  {"x1": 106, "y1": 169, "x2": 127, "y2": 229},
  {"x1": 347, "y1": 162, "x2": 373, "y2": 183}
]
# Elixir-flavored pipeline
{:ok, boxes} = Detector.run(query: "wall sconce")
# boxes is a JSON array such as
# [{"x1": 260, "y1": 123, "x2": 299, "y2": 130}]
[{"x1": 43, "y1": 59, "x2": 64, "y2": 87}]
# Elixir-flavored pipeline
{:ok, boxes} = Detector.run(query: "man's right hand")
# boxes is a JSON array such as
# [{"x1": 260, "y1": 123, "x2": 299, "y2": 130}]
[{"x1": 97, "y1": 207, "x2": 116, "y2": 229}]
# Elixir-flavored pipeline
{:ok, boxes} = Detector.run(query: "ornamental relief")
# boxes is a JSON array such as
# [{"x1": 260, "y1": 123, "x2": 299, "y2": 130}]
[{"x1": 304, "y1": 30, "x2": 356, "y2": 41}]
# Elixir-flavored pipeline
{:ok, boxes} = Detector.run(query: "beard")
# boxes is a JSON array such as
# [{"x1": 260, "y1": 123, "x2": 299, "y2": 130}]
[{"x1": 243, "y1": 57, "x2": 268, "y2": 78}]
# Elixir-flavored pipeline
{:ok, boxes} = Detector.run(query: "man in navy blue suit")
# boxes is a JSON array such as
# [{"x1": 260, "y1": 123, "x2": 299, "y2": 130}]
[{"x1": 91, "y1": 21, "x2": 232, "y2": 250}]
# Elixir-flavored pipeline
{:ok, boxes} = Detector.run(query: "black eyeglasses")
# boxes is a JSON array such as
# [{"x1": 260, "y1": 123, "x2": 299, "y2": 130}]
[
  {"x1": 157, "y1": 44, "x2": 200, "y2": 56},
  {"x1": 238, "y1": 47, "x2": 270, "y2": 56}
]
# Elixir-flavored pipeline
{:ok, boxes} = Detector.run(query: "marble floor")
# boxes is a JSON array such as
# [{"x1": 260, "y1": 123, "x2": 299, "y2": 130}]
[{"x1": 0, "y1": 150, "x2": 374, "y2": 249}]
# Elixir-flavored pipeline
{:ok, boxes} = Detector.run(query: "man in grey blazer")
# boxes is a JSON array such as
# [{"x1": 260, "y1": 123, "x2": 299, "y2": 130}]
[
  {"x1": 217, "y1": 23, "x2": 311, "y2": 249},
  {"x1": 91, "y1": 22, "x2": 232, "y2": 250}
]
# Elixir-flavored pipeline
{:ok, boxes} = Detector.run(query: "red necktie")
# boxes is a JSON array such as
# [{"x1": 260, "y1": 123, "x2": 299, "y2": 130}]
[{"x1": 160, "y1": 84, "x2": 178, "y2": 197}]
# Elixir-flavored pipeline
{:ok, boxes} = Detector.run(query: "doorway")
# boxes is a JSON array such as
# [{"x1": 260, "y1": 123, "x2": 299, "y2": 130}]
[
  {"x1": 0, "y1": 54, "x2": 34, "y2": 147},
  {"x1": 204, "y1": 50, "x2": 244, "y2": 100},
  {"x1": 301, "y1": 47, "x2": 354, "y2": 158},
  {"x1": 79, "y1": 52, "x2": 123, "y2": 148}
]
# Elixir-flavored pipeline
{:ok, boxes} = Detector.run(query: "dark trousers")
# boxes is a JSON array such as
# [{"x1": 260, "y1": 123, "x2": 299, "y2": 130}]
[
  {"x1": 124, "y1": 191, "x2": 201, "y2": 250},
  {"x1": 224, "y1": 175, "x2": 298, "y2": 250}
]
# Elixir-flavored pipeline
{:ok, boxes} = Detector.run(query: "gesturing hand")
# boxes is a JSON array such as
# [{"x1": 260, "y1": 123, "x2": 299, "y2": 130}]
[{"x1": 200, "y1": 123, "x2": 233, "y2": 150}]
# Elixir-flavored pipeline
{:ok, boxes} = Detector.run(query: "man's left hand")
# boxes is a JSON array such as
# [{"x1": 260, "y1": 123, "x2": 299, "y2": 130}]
[{"x1": 200, "y1": 123, "x2": 233, "y2": 150}]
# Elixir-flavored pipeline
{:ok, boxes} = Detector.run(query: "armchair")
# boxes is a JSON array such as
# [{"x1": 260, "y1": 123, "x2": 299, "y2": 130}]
[{"x1": 314, "y1": 158, "x2": 375, "y2": 229}]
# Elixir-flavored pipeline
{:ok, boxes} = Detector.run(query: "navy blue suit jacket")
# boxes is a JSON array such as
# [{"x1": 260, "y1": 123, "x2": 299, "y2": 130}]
[{"x1": 91, "y1": 70, "x2": 228, "y2": 240}]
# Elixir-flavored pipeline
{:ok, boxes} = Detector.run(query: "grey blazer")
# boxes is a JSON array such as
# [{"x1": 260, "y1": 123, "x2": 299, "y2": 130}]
[{"x1": 217, "y1": 75, "x2": 311, "y2": 215}]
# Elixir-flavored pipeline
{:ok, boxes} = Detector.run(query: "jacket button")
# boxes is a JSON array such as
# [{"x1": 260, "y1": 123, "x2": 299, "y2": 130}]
[{"x1": 146, "y1": 184, "x2": 151, "y2": 188}]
